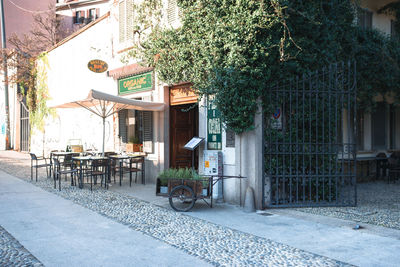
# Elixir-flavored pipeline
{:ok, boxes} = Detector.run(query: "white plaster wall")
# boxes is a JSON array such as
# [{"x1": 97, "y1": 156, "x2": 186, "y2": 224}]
[{"x1": 31, "y1": 15, "x2": 117, "y2": 156}]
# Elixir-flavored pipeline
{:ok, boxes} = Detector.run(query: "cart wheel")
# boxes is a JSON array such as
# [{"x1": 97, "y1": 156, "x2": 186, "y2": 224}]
[{"x1": 169, "y1": 185, "x2": 196, "y2": 212}]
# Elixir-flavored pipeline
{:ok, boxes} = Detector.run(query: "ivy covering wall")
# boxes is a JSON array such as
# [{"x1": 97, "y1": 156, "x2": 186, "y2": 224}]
[{"x1": 139, "y1": 0, "x2": 400, "y2": 134}]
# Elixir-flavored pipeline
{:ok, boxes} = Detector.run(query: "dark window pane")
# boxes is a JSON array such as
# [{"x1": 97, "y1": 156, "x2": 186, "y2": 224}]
[
  {"x1": 358, "y1": 8, "x2": 372, "y2": 29},
  {"x1": 372, "y1": 102, "x2": 386, "y2": 150}
]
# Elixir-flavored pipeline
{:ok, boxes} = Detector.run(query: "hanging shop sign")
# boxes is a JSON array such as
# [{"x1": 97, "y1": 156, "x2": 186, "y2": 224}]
[
  {"x1": 118, "y1": 72, "x2": 153, "y2": 95},
  {"x1": 207, "y1": 95, "x2": 222, "y2": 150},
  {"x1": 87, "y1": 59, "x2": 108, "y2": 73}
]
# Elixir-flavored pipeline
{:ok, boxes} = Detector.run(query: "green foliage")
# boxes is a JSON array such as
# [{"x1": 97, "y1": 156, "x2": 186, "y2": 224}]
[
  {"x1": 354, "y1": 27, "x2": 400, "y2": 111},
  {"x1": 128, "y1": 136, "x2": 141, "y2": 144},
  {"x1": 142, "y1": 0, "x2": 361, "y2": 133},
  {"x1": 29, "y1": 53, "x2": 55, "y2": 133},
  {"x1": 157, "y1": 168, "x2": 205, "y2": 186},
  {"x1": 132, "y1": 0, "x2": 400, "y2": 133}
]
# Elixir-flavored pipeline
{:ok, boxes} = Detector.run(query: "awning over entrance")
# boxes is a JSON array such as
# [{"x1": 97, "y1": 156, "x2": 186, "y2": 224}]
[{"x1": 108, "y1": 63, "x2": 154, "y2": 80}]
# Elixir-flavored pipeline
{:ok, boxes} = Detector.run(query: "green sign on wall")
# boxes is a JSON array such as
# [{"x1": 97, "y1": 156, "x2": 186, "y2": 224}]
[
  {"x1": 207, "y1": 95, "x2": 222, "y2": 150},
  {"x1": 118, "y1": 72, "x2": 153, "y2": 95}
]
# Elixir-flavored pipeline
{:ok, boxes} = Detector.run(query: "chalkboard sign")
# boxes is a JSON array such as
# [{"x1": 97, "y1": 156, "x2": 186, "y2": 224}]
[{"x1": 184, "y1": 137, "x2": 204, "y2": 151}]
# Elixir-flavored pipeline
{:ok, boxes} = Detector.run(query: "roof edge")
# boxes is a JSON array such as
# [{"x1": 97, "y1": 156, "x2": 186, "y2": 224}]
[{"x1": 47, "y1": 11, "x2": 110, "y2": 53}]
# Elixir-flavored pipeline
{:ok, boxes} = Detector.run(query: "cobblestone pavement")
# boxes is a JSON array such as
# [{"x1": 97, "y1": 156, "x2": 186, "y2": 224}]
[
  {"x1": 0, "y1": 151, "x2": 354, "y2": 266},
  {"x1": 0, "y1": 225, "x2": 43, "y2": 267},
  {"x1": 296, "y1": 182, "x2": 400, "y2": 230}
]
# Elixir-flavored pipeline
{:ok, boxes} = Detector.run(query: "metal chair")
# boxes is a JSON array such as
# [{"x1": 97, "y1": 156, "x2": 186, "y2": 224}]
[
  {"x1": 125, "y1": 157, "x2": 145, "y2": 186},
  {"x1": 387, "y1": 152, "x2": 400, "y2": 183},
  {"x1": 53, "y1": 157, "x2": 78, "y2": 191},
  {"x1": 375, "y1": 152, "x2": 388, "y2": 180},
  {"x1": 29, "y1": 153, "x2": 51, "y2": 182},
  {"x1": 88, "y1": 158, "x2": 109, "y2": 191}
]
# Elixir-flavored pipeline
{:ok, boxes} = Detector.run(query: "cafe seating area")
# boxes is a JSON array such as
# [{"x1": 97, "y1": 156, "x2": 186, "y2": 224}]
[
  {"x1": 356, "y1": 151, "x2": 400, "y2": 183},
  {"x1": 30, "y1": 146, "x2": 146, "y2": 192}
]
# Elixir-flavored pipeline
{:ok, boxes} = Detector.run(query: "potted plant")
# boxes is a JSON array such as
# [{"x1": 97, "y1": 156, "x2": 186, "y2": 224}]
[{"x1": 126, "y1": 136, "x2": 143, "y2": 153}]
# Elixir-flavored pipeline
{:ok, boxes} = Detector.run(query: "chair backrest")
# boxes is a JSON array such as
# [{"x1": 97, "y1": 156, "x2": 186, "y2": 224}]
[
  {"x1": 130, "y1": 157, "x2": 144, "y2": 164},
  {"x1": 376, "y1": 152, "x2": 387, "y2": 159},
  {"x1": 92, "y1": 159, "x2": 108, "y2": 169},
  {"x1": 29, "y1": 153, "x2": 37, "y2": 160},
  {"x1": 104, "y1": 152, "x2": 117, "y2": 157}
]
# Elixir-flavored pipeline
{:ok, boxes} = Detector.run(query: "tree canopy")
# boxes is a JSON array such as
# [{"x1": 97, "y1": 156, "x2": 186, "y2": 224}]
[{"x1": 131, "y1": 1, "x2": 400, "y2": 133}]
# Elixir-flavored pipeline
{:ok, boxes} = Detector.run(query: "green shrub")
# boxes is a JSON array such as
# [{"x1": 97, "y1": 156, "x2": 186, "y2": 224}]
[{"x1": 157, "y1": 168, "x2": 208, "y2": 187}]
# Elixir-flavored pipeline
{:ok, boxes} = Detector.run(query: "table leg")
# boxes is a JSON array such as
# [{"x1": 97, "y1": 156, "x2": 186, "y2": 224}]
[
  {"x1": 119, "y1": 160, "x2": 122, "y2": 186},
  {"x1": 79, "y1": 162, "x2": 83, "y2": 189},
  {"x1": 129, "y1": 160, "x2": 132, "y2": 187}
]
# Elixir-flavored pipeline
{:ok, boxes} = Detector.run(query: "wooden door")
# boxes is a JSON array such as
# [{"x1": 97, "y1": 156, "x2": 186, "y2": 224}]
[{"x1": 170, "y1": 104, "x2": 198, "y2": 169}]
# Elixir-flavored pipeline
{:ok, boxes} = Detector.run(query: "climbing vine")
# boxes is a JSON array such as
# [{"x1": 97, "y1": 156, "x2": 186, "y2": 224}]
[
  {"x1": 28, "y1": 53, "x2": 55, "y2": 133},
  {"x1": 131, "y1": 0, "x2": 400, "y2": 133}
]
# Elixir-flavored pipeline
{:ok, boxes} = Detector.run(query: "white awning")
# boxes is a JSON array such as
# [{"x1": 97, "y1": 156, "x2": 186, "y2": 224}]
[{"x1": 51, "y1": 89, "x2": 165, "y2": 118}]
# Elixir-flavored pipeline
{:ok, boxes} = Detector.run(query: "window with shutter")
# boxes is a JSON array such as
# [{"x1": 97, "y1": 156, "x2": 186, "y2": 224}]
[
  {"x1": 118, "y1": 109, "x2": 128, "y2": 144},
  {"x1": 167, "y1": 0, "x2": 178, "y2": 24},
  {"x1": 119, "y1": 1, "x2": 126, "y2": 43},
  {"x1": 142, "y1": 111, "x2": 153, "y2": 153},
  {"x1": 119, "y1": 0, "x2": 135, "y2": 44},
  {"x1": 126, "y1": 0, "x2": 135, "y2": 41}
]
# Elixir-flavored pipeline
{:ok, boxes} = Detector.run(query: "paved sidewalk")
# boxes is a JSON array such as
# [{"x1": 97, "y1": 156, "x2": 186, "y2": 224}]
[
  {"x1": 1, "y1": 150, "x2": 400, "y2": 266},
  {"x1": 112, "y1": 182, "x2": 400, "y2": 267},
  {"x1": 0, "y1": 170, "x2": 210, "y2": 267}
]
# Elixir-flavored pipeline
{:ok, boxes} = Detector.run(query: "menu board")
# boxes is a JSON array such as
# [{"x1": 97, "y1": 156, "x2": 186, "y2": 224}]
[{"x1": 184, "y1": 137, "x2": 204, "y2": 151}]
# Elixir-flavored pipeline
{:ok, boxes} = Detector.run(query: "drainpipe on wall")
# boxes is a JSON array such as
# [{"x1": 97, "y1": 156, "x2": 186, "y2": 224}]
[{"x1": 0, "y1": 0, "x2": 10, "y2": 150}]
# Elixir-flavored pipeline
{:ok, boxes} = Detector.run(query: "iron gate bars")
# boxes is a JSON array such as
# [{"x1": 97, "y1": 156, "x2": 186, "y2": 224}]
[
  {"x1": 263, "y1": 62, "x2": 357, "y2": 208},
  {"x1": 20, "y1": 97, "x2": 30, "y2": 152}
]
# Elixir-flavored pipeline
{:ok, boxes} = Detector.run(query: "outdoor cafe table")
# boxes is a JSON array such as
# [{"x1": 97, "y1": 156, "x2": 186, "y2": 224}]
[
  {"x1": 108, "y1": 153, "x2": 146, "y2": 186},
  {"x1": 72, "y1": 156, "x2": 109, "y2": 189}
]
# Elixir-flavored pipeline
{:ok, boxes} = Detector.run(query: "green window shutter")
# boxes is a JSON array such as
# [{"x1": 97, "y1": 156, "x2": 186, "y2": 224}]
[
  {"x1": 126, "y1": 0, "x2": 134, "y2": 41},
  {"x1": 118, "y1": 109, "x2": 128, "y2": 143},
  {"x1": 119, "y1": 1, "x2": 126, "y2": 43},
  {"x1": 167, "y1": 0, "x2": 177, "y2": 24},
  {"x1": 142, "y1": 111, "x2": 153, "y2": 153}
]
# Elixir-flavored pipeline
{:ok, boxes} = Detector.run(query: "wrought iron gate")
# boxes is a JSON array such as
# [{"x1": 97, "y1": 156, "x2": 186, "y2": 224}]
[
  {"x1": 20, "y1": 97, "x2": 30, "y2": 152},
  {"x1": 263, "y1": 62, "x2": 357, "y2": 208}
]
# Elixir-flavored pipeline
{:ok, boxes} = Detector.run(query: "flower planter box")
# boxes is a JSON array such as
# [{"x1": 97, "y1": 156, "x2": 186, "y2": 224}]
[
  {"x1": 156, "y1": 178, "x2": 209, "y2": 198},
  {"x1": 126, "y1": 143, "x2": 143, "y2": 153}
]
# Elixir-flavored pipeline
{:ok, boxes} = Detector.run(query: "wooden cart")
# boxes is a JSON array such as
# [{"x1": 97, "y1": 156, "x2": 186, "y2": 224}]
[{"x1": 156, "y1": 176, "x2": 245, "y2": 212}]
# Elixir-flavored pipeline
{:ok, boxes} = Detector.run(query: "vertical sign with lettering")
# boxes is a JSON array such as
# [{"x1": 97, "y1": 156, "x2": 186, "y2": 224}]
[{"x1": 207, "y1": 95, "x2": 222, "y2": 150}]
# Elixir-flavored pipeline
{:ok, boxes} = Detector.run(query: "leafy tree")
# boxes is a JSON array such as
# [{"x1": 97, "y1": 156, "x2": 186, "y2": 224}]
[{"x1": 3, "y1": 3, "x2": 68, "y2": 113}]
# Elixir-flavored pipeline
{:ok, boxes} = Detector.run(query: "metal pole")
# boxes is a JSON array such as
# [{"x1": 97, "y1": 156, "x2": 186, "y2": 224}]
[
  {"x1": 102, "y1": 117, "x2": 105, "y2": 156},
  {"x1": 0, "y1": 0, "x2": 10, "y2": 150}
]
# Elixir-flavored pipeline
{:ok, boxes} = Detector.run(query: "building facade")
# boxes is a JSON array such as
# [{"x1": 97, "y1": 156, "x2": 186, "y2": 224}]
[
  {"x1": 29, "y1": 0, "x2": 399, "y2": 209},
  {"x1": 0, "y1": 0, "x2": 54, "y2": 151},
  {"x1": 56, "y1": 0, "x2": 111, "y2": 34}
]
